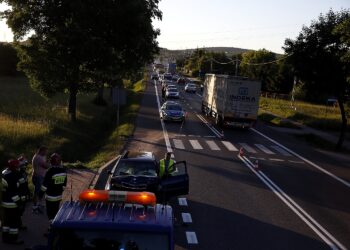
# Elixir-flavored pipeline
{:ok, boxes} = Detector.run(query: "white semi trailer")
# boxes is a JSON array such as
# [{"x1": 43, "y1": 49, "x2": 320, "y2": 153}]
[{"x1": 201, "y1": 74, "x2": 261, "y2": 128}]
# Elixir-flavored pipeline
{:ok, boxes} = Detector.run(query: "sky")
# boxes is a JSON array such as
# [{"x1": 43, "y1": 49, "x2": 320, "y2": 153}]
[{"x1": 1, "y1": 1, "x2": 350, "y2": 54}]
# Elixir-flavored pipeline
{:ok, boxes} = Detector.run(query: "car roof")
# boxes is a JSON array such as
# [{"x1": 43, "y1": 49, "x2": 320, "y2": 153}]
[
  {"x1": 121, "y1": 151, "x2": 155, "y2": 161},
  {"x1": 52, "y1": 201, "x2": 173, "y2": 231}
]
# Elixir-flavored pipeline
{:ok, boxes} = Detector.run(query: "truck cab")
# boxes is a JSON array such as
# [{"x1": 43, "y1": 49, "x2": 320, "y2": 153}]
[{"x1": 33, "y1": 190, "x2": 174, "y2": 250}]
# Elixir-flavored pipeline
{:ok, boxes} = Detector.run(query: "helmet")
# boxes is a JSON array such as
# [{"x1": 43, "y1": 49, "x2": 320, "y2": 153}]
[
  {"x1": 50, "y1": 153, "x2": 62, "y2": 166},
  {"x1": 8, "y1": 159, "x2": 20, "y2": 171}
]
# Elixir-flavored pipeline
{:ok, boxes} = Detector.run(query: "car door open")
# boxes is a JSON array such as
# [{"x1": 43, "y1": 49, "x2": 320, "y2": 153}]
[{"x1": 160, "y1": 161, "x2": 189, "y2": 199}]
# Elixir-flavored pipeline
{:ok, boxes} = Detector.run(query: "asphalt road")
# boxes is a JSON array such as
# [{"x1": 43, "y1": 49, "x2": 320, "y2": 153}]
[{"x1": 97, "y1": 75, "x2": 350, "y2": 250}]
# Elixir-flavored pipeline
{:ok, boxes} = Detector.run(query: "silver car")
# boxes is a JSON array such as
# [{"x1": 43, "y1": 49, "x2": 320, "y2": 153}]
[{"x1": 185, "y1": 83, "x2": 197, "y2": 93}]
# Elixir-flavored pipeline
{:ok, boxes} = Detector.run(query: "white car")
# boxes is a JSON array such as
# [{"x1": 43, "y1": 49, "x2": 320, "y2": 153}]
[
  {"x1": 185, "y1": 83, "x2": 197, "y2": 93},
  {"x1": 166, "y1": 87, "x2": 180, "y2": 99}
]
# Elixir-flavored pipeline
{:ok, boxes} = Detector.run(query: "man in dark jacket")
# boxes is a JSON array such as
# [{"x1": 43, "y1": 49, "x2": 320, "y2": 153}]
[
  {"x1": 17, "y1": 156, "x2": 30, "y2": 230},
  {"x1": 40, "y1": 153, "x2": 67, "y2": 221},
  {"x1": 1, "y1": 159, "x2": 24, "y2": 245}
]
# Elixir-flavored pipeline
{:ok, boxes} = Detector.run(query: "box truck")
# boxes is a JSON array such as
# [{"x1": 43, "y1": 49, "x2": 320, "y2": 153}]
[{"x1": 201, "y1": 74, "x2": 261, "y2": 128}]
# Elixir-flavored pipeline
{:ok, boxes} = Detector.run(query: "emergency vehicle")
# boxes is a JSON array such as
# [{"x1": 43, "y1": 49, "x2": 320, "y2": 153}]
[{"x1": 33, "y1": 190, "x2": 175, "y2": 250}]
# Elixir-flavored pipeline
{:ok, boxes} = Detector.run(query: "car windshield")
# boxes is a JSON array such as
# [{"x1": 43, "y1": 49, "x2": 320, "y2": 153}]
[
  {"x1": 166, "y1": 105, "x2": 182, "y2": 111},
  {"x1": 113, "y1": 161, "x2": 157, "y2": 177},
  {"x1": 52, "y1": 229, "x2": 170, "y2": 250},
  {"x1": 188, "y1": 84, "x2": 196, "y2": 87}
]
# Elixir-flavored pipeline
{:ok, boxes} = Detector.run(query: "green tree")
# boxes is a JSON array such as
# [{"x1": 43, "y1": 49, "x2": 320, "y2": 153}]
[
  {"x1": 284, "y1": 9, "x2": 350, "y2": 149},
  {"x1": 0, "y1": 0, "x2": 161, "y2": 121},
  {"x1": 240, "y1": 49, "x2": 278, "y2": 91},
  {"x1": 0, "y1": 42, "x2": 19, "y2": 76}
]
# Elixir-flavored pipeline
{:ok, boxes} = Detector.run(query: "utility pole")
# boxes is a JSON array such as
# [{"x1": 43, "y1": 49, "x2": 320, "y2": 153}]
[
  {"x1": 291, "y1": 76, "x2": 297, "y2": 110},
  {"x1": 235, "y1": 57, "x2": 239, "y2": 76}
]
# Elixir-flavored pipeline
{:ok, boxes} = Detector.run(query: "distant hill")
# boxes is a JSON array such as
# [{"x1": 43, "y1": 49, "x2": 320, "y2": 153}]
[{"x1": 159, "y1": 47, "x2": 252, "y2": 59}]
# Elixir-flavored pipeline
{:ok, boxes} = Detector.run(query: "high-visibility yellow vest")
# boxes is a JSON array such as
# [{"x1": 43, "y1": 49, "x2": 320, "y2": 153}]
[{"x1": 159, "y1": 159, "x2": 175, "y2": 178}]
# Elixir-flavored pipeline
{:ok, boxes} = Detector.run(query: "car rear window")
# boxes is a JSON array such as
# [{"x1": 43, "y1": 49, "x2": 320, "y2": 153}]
[{"x1": 166, "y1": 105, "x2": 182, "y2": 111}]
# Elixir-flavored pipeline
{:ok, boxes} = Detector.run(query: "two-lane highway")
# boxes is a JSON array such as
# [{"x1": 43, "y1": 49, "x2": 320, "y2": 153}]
[{"x1": 96, "y1": 77, "x2": 350, "y2": 249}]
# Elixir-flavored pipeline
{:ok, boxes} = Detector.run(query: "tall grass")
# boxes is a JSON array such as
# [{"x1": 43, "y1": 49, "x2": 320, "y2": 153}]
[
  {"x1": 259, "y1": 97, "x2": 349, "y2": 131},
  {"x1": 0, "y1": 76, "x2": 146, "y2": 169}
]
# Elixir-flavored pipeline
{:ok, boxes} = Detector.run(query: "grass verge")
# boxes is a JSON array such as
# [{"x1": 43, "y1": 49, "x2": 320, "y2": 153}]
[
  {"x1": 259, "y1": 97, "x2": 349, "y2": 132},
  {"x1": 0, "y1": 76, "x2": 146, "y2": 169}
]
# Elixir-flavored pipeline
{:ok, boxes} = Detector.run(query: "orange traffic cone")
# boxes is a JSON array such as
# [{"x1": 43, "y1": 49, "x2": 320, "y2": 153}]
[{"x1": 239, "y1": 147, "x2": 244, "y2": 157}]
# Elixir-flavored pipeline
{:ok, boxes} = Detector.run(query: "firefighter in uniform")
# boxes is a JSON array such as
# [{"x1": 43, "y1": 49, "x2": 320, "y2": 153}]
[
  {"x1": 17, "y1": 156, "x2": 30, "y2": 230},
  {"x1": 1, "y1": 159, "x2": 24, "y2": 245},
  {"x1": 159, "y1": 152, "x2": 176, "y2": 178},
  {"x1": 40, "y1": 153, "x2": 67, "y2": 221}
]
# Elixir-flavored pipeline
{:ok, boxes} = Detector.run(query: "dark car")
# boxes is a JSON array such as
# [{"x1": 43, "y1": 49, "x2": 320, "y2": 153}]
[
  {"x1": 177, "y1": 78, "x2": 186, "y2": 84},
  {"x1": 160, "y1": 101, "x2": 186, "y2": 122},
  {"x1": 106, "y1": 151, "x2": 189, "y2": 200}
]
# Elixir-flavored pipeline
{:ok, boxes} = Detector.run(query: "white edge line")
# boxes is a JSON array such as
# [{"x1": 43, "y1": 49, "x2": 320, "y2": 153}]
[
  {"x1": 251, "y1": 128, "x2": 350, "y2": 188},
  {"x1": 154, "y1": 81, "x2": 174, "y2": 155},
  {"x1": 239, "y1": 155, "x2": 345, "y2": 250},
  {"x1": 186, "y1": 231, "x2": 198, "y2": 244},
  {"x1": 196, "y1": 114, "x2": 222, "y2": 138}
]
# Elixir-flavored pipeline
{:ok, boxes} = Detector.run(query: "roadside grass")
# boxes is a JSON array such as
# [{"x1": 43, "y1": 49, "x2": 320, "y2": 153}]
[
  {"x1": 258, "y1": 112, "x2": 301, "y2": 129},
  {"x1": 259, "y1": 97, "x2": 349, "y2": 132},
  {"x1": 0, "y1": 76, "x2": 146, "y2": 169},
  {"x1": 294, "y1": 133, "x2": 350, "y2": 153}
]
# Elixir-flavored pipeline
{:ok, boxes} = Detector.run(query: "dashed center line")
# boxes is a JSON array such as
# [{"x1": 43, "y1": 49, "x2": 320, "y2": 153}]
[
  {"x1": 186, "y1": 232, "x2": 199, "y2": 244},
  {"x1": 182, "y1": 213, "x2": 193, "y2": 224},
  {"x1": 178, "y1": 197, "x2": 188, "y2": 206}
]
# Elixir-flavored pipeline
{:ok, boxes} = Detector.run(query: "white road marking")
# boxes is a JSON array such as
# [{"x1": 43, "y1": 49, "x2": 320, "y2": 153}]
[
  {"x1": 206, "y1": 140, "x2": 221, "y2": 150},
  {"x1": 238, "y1": 143, "x2": 257, "y2": 153},
  {"x1": 154, "y1": 81, "x2": 173, "y2": 155},
  {"x1": 289, "y1": 160, "x2": 305, "y2": 164},
  {"x1": 173, "y1": 139, "x2": 185, "y2": 150},
  {"x1": 221, "y1": 141, "x2": 238, "y2": 151},
  {"x1": 255, "y1": 144, "x2": 275, "y2": 154},
  {"x1": 186, "y1": 232, "x2": 199, "y2": 244},
  {"x1": 269, "y1": 158, "x2": 285, "y2": 162},
  {"x1": 270, "y1": 145, "x2": 292, "y2": 156},
  {"x1": 189, "y1": 140, "x2": 203, "y2": 150},
  {"x1": 196, "y1": 114, "x2": 222, "y2": 138},
  {"x1": 181, "y1": 213, "x2": 193, "y2": 224},
  {"x1": 178, "y1": 197, "x2": 188, "y2": 206},
  {"x1": 239, "y1": 155, "x2": 346, "y2": 250},
  {"x1": 249, "y1": 156, "x2": 266, "y2": 161},
  {"x1": 251, "y1": 128, "x2": 350, "y2": 189},
  {"x1": 175, "y1": 134, "x2": 187, "y2": 137}
]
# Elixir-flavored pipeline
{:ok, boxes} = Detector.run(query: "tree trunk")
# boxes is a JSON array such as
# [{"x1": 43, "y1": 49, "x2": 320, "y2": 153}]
[
  {"x1": 336, "y1": 98, "x2": 347, "y2": 150},
  {"x1": 68, "y1": 82, "x2": 78, "y2": 122}
]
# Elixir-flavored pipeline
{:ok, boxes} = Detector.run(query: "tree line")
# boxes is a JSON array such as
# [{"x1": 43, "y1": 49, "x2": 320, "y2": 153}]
[
  {"x1": 0, "y1": 0, "x2": 162, "y2": 122},
  {"x1": 179, "y1": 9, "x2": 350, "y2": 149}
]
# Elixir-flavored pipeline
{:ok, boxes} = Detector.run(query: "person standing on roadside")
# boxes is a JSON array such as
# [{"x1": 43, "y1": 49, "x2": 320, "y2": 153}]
[
  {"x1": 1, "y1": 159, "x2": 24, "y2": 245},
  {"x1": 40, "y1": 153, "x2": 67, "y2": 222},
  {"x1": 17, "y1": 156, "x2": 30, "y2": 229},
  {"x1": 32, "y1": 146, "x2": 49, "y2": 213}
]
